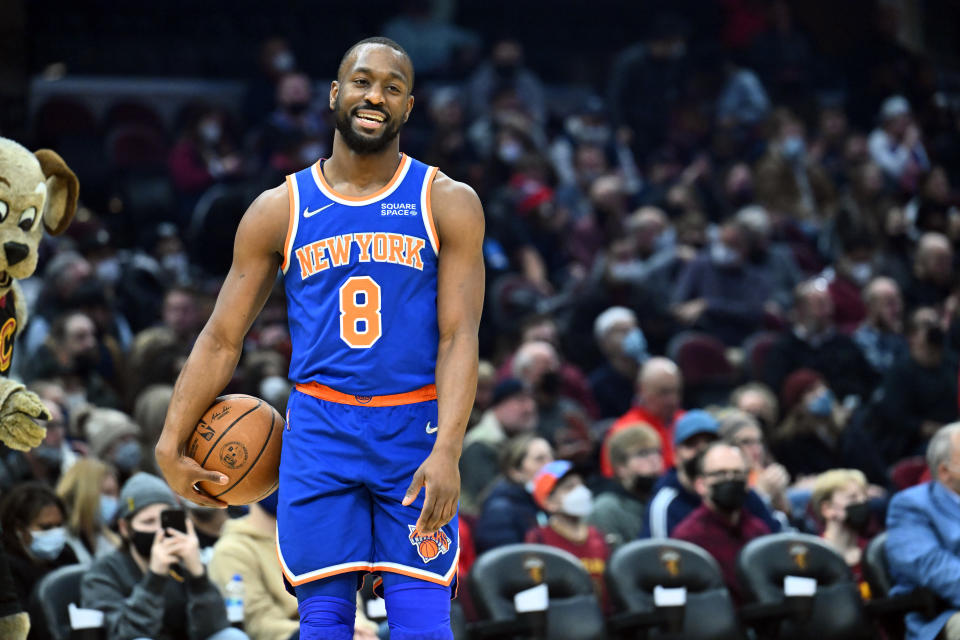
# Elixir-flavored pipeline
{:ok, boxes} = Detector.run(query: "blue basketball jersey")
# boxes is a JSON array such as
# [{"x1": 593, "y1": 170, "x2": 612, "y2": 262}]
[{"x1": 282, "y1": 154, "x2": 440, "y2": 395}]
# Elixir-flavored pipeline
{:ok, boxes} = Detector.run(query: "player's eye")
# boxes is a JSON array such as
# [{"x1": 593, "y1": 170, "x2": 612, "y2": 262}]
[
  {"x1": 18, "y1": 207, "x2": 37, "y2": 231},
  {"x1": 0, "y1": 201, "x2": 7, "y2": 222},
  {"x1": 354, "y1": 78, "x2": 368, "y2": 87}
]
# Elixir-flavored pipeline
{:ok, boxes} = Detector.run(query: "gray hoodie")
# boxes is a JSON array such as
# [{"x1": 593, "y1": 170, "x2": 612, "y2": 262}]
[{"x1": 80, "y1": 548, "x2": 230, "y2": 640}]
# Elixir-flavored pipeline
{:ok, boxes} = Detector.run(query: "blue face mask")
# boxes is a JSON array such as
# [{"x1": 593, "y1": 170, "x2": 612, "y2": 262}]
[
  {"x1": 112, "y1": 440, "x2": 142, "y2": 472},
  {"x1": 99, "y1": 495, "x2": 118, "y2": 525},
  {"x1": 782, "y1": 135, "x2": 806, "y2": 160},
  {"x1": 806, "y1": 390, "x2": 835, "y2": 417},
  {"x1": 28, "y1": 527, "x2": 67, "y2": 561},
  {"x1": 621, "y1": 328, "x2": 649, "y2": 364}
]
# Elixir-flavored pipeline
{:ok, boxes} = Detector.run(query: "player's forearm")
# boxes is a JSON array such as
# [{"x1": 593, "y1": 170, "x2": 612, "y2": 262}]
[
  {"x1": 433, "y1": 330, "x2": 478, "y2": 458},
  {"x1": 156, "y1": 330, "x2": 242, "y2": 457}
]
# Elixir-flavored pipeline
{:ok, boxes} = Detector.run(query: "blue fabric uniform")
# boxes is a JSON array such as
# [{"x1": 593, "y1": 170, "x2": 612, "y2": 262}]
[{"x1": 277, "y1": 154, "x2": 458, "y2": 594}]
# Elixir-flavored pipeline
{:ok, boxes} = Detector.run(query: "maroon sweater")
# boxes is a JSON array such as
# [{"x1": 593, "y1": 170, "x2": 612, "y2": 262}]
[{"x1": 671, "y1": 504, "x2": 771, "y2": 604}]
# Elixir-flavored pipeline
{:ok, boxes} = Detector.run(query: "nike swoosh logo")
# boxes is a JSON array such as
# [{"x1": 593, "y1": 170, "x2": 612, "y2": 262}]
[
  {"x1": 303, "y1": 202, "x2": 335, "y2": 218},
  {"x1": 425, "y1": 422, "x2": 438, "y2": 434}
]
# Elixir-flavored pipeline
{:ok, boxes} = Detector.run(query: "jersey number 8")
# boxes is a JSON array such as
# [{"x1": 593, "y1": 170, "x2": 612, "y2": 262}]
[{"x1": 339, "y1": 276, "x2": 382, "y2": 348}]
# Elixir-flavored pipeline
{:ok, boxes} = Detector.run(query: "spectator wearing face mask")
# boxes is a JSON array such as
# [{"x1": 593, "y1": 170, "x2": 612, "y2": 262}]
[
  {"x1": 81, "y1": 472, "x2": 247, "y2": 640},
  {"x1": 735, "y1": 205, "x2": 803, "y2": 313},
  {"x1": 526, "y1": 461, "x2": 610, "y2": 609},
  {"x1": 55, "y1": 458, "x2": 122, "y2": 562},
  {"x1": 475, "y1": 435, "x2": 553, "y2": 553},
  {"x1": 0, "y1": 483, "x2": 79, "y2": 639},
  {"x1": 819, "y1": 220, "x2": 878, "y2": 333},
  {"x1": 907, "y1": 233, "x2": 955, "y2": 313},
  {"x1": 80, "y1": 406, "x2": 145, "y2": 482},
  {"x1": 874, "y1": 308, "x2": 959, "y2": 463},
  {"x1": 0, "y1": 398, "x2": 74, "y2": 490},
  {"x1": 670, "y1": 220, "x2": 771, "y2": 346},
  {"x1": 672, "y1": 442, "x2": 770, "y2": 604},
  {"x1": 641, "y1": 410, "x2": 780, "y2": 539},
  {"x1": 868, "y1": 95, "x2": 930, "y2": 191},
  {"x1": 243, "y1": 37, "x2": 298, "y2": 128},
  {"x1": 589, "y1": 307, "x2": 648, "y2": 419},
  {"x1": 257, "y1": 72, "x2": 328, "y2": 175},
  {"x1": 811, "y1": 469, "x2": 873, "y2": 598},
  {"x1": 466, "y1": 38, "x2": 546, "y2": 124},
  {"x1": 589, "y1": 424, "x2": 663, "y2": 549},
  {"x1": 717, "y1": 408, "x2": 792, "y2": 521}
]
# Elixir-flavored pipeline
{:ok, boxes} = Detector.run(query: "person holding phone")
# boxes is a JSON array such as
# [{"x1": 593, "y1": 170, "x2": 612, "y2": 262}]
[{"x1": 81, "y1": 472, "x2": 248, "y2": 640}]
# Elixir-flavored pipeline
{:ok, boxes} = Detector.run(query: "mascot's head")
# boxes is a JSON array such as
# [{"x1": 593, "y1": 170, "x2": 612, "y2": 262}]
[{"x1": 0, "y1": 138, "x2": 78, "y2": 294}]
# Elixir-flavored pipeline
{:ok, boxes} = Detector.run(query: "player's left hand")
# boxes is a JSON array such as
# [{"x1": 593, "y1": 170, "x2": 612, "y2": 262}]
[{"x1": 402, "y1": 449, "x2": 460, "y2": 536}]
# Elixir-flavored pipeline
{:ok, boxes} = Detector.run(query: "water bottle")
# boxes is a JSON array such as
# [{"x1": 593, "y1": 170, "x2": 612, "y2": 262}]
[{"x1": 224, "y1": 574, "x2": 245, "y2": 629}]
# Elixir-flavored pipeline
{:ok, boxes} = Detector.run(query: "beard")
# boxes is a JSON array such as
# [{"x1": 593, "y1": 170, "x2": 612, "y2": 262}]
[{"x1": 334, "y1": 95, "x2": 403, "y2": 155}]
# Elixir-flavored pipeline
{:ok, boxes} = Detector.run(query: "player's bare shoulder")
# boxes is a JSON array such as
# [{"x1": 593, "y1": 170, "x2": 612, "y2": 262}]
[
  {"x1": 429, "y1": 171, "x2": 484, "y2": 245},
  {"x1": 236, "y1": 182, "x2": 291, "y2": 258}
]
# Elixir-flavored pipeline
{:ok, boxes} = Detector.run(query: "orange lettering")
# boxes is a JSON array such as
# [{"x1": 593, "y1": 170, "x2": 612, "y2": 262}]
[
  {"x1": 372, "y1": 233, "x2": 389, "y2": 262},
  {"x1": 354, "y1": 233, "x2": 374, "y2": 262},
  {"x1": 387, "y1": 233, "x2": 405, "y2": 265},
  {"x1": 312, "y1": 240, "x2": 330, "y2": 272},
  {"x1": 296, "y1": 246, "x2": 313, "y2": 280},
  {"x1": 405, "y1": 236, "x2": 425, "y2": 270},
  {"x1": 327, "y1": 234, "x2": 352, "y2": 267}
]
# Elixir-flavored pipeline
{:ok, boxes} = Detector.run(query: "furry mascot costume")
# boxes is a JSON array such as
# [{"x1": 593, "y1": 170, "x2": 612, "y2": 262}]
[{"x1": 0, "y1": 137, "x2": 78, "y2": 640}]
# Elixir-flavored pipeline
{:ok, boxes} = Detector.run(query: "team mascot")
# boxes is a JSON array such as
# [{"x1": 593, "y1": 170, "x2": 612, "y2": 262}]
[{"x1": 0, "y1": 137, "x2": 78, "y2": 640}]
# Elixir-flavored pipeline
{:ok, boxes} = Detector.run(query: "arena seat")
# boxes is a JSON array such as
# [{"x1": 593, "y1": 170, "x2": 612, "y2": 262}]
[
  {"x1": 105, "y1": 100, "x2": 167, "y2": 135},
  {"x1": 468, "y1": 543, "x2": 605, "y2": 640},
  {"x1": 742, "y1": 331, "x2": 778, "y2": 381},
  {"x1": 34, "y1": 97, "x2": 98, "y2": 147},
  {"x1": 105, "y1": 123, "x2": 167, "y2": 169},
  {"x1": 667, "y1": 332, "x2": 738, "y2": 407},
  {"x1": 188, "y1": 183, "x2": 253, "y2": 276},
  {"x1": 736, "y1": 533, "x2": 872, "y2": 640},
  {"x1": 605, "y1": 539, "x2": 743, "y2": 640},
  {"x1": 33, "y1": 563, "x2": 98, "y2": 640}
]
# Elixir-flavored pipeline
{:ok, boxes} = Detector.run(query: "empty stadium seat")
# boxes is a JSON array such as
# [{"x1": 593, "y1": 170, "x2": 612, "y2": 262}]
[
  {"x1": 737, "y1": 533, "x2": 871, "y2": 640},
  {"x1": 32, "y1": 563, "x2": 97, "y2": 640},
  {"x1": 468, "y1": 543, "x2": 605, "y2": 640},
  {"x1": 34, "y1": 97, "x2": 98, "y2": 147},
  {"x1": 667, "y1": 332, "x2": 738, "y2": 407},
  {"x1": 606, "y1": 539, "x2": 743, "y2": 640},
  {"x1": 105, "y1": 123, "x2": 167, "y2": 169},
  {"x1": 105, "y1": 100, "x2": 167, "y2": 135},
  {"x1": 187, "y1": 183, "x2": 254, "y2": 276}
]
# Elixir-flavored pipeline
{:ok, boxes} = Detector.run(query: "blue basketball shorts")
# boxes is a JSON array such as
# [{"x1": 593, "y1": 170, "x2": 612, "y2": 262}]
[{"x1": 276, "y1": 386, "x2": 459, "y2": 593}]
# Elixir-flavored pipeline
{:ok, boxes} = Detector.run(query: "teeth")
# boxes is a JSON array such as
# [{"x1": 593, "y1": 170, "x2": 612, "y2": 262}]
[{"x1": 357, "y1": 113, "x2": 384, "y2": 122}]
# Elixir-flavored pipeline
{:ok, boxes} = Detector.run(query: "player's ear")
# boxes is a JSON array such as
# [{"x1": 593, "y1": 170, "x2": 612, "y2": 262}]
[
  {"x1": 404, "y1": 94, "x2": 414, "y2": 123},
  {"x1": 329, "y1": 81, "x2": 338, "y2": 111}
]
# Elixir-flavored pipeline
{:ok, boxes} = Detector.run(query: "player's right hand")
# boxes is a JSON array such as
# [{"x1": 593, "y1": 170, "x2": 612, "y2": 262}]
[{"x1": 155, "y1": 446, "x2": 229, "y2": 509}]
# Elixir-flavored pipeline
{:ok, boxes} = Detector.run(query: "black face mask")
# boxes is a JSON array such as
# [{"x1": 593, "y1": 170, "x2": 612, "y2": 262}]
[
  {"x1": 129, "y1": 529, "x2": 156, "y2": 559},
  {"x1": 926, "y1": 326, "x2": 945, "y2": 348},
  {"x1": 710, "y1": 479, "x2": 747, "y2": 513},
  {"x1": 844, "y1": 501, "x2": 871, "y2": 533},
  {"x1": 631, "y1": 474, "x2": 658, "y2": 497},
  {"x1": 195, "y1": 529, "x2": 219, "y2": 550}
]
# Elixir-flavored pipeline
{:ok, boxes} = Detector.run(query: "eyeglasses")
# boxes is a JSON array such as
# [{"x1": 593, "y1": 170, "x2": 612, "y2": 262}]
[
  {"x1": 629, "y1": 448, "x2": 662, "y2": 460},
  {"x1": 733, "y1": 437, "x2": 763, "y2": 447},
  {"x1": 702, "y1": 469, "x2": 747, "y2": 482}
]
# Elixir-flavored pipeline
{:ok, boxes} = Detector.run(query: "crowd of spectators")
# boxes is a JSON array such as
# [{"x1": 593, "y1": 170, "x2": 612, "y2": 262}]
[{"x1": 4, "y1": 1, "x2": 960, "y2": 638}]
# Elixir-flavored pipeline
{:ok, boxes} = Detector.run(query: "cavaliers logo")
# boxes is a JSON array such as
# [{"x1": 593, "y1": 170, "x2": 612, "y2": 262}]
[
  {"x1": 219, "y1": 442, "x2": 248, "y2": 469},
  {"x1": 408, "y1": 525, "x2": 451, "y2": 564},
  {"x1": 789, "y1": 543, "x2": 808, "y2": 570},
  {"x1": 660, "y1": 549, "x2": 682, "y2": 577},
  {"x1": 523, "y1": 556, "x2": 545, "y2": 584}
]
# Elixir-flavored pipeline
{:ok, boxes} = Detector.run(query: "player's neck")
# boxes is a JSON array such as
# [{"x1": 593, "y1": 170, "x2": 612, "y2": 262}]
[{"x1": 324, "y1": 134, "x2": 402, "y2": 193}]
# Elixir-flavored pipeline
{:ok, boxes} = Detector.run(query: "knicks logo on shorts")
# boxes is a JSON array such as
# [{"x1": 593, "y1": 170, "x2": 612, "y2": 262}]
[{"x1": 407, "y1": 525, "x2": 451, "y2": 564}]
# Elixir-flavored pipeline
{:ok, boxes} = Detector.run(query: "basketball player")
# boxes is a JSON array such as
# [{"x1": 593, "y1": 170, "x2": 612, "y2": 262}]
[{"x1": 156, "y1": 37, "x2": 483, "y2": 640}]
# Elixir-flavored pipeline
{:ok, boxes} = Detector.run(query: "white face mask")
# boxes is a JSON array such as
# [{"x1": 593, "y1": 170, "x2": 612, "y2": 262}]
[
  {"x1": 560, "y1": 485, "x2": 593, "y2": 518},
  {"x1": 27, "y1": 526, "x2": 67, "y2": 561}
]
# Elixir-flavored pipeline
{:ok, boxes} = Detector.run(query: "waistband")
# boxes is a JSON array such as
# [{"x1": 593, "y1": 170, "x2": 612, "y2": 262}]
[{"x1": 294, "y1": 382, "x2": 437, "y2": 407}]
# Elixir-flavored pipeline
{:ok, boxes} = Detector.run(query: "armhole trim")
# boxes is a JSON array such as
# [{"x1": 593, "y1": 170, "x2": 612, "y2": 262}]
[
  {"x1": 281, "y1": 174, "x2": 301, "y2": 274},
  {"x1": 420, "y1": 166, "x2": 440, "y2": 255}
]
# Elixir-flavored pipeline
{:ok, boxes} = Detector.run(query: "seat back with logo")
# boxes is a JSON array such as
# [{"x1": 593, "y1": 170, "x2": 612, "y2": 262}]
[
  {"x1": 606, "y1": 539, "x2": 743, "y2": 640},
  {"x1": 33, "y1": 563, "x2": 94, "y2": 640},
  {"x1": 737, "y1": 533, "x2": 870, "y2": 640},
  {"x1": 468, "y1": 543, "x2": 604, "y2": 640}
]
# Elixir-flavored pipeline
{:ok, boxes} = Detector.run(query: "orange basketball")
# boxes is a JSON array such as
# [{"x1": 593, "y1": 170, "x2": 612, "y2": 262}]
[
  {"x1": 419, "y1": 538, "x2": 439, "y2": 559},
  {"x1": 186, "y1": 394, "x2": 284, "y2": 505}
]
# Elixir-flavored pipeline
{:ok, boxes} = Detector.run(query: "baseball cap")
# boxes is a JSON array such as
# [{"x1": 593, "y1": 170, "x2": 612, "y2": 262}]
[
  {"x1": 672, "y1": 410, "x2": 719, "y2": 446},
  {"x1": 531, "y1": 460, "x2": 574, "y2": 509},
  {"x1": 116, "y1": 472, "x2": 180, "y2": 521},
  {"x1": 879, "y1": 95, "x2": 910, "y2": 121}
]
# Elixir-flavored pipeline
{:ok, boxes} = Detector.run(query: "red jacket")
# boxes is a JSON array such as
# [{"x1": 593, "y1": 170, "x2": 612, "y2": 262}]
[
  {"x1": 526, "y1": 524, "x2": 610, "y2": 611},
  {"x1": 600, "y1": 406, "x2": 682, "y2": 476}
]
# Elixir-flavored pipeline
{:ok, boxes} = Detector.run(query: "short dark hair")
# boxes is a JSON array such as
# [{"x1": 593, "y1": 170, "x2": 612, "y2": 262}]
[{"x1": 338, "y1": 37, "x2": 414, "y2": 90}]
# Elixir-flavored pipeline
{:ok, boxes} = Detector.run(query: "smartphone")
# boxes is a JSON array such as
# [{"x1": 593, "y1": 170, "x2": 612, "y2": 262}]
[{"x1": 160, "y1": 509, "x2": 186, "y2": 534}]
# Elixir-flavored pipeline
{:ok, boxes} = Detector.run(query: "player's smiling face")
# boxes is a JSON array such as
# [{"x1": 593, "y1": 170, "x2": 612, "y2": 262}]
[{"x1": 331, "y1": 44, "x2": 414, "y2": 155}]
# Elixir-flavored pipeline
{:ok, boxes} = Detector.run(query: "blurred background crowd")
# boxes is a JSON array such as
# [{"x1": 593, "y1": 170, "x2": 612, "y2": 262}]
[{"x1": 3, "y1": 0, "x2": 960, "y2": 638}]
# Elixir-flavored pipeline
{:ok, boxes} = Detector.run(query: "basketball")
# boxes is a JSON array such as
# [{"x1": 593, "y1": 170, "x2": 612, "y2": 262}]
[
  {"x1": 186, "y1": 394, "x2": 284, "y2": 505},
  {"x1": 419, "y1": 538, "x2": 439, "y2": 560}
]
